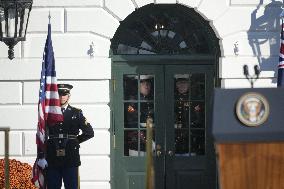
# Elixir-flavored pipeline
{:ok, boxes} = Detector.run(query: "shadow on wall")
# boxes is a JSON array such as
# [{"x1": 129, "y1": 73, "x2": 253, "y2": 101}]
[{"x1": 248, "y1": 0, "x2": 282, "y2": 81}]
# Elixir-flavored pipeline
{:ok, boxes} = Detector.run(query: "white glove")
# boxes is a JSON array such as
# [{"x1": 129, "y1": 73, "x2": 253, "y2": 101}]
[{"x1": 37, "y1": 158, "x2": 48, "y2": 169}]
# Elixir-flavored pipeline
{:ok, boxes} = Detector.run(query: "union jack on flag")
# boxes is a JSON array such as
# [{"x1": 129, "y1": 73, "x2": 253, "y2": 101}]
[
  {"x1": 31, "y1": 23, "x2": 63, "y2": 189},
  {"x1": 278, "y1": 16, "x2": 284, "y2": 87}
]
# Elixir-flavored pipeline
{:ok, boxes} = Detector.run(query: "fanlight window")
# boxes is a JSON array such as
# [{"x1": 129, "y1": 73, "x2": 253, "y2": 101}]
[{"x1": 111, "y1": 4, "x2": 217, "y2": 55}]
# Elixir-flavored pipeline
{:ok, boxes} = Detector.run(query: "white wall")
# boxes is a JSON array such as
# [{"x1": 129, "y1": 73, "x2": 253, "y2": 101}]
[{"x1": 0, "y1": 0, "x2": 280, "y2": 188}]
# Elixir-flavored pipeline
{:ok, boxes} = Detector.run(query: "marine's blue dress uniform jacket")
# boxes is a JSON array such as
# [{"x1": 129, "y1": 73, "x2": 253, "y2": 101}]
[{"x1": 46, "y1": 105, "x2": 94, "y2": 168}]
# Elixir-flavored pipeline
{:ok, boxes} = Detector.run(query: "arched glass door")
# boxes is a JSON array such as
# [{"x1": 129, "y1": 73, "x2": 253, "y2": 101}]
[
  {"x1": 112, "y1": 63, "x2": 216, "y2": 189},
  {"x1": 110, "y1": 4, "x2": 219, "y2": 189}
]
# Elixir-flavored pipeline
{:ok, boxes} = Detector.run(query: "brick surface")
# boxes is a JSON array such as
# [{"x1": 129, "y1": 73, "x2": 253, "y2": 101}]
[
  {"x1": 156, "y1": 0, "x2": 176, "y2": 4},
  {"x1": 178, "y1": 0, "x2": 201, "y2": 8},
  {"x1": 0, "y1": 131, "x2": 22, "y2": 156},
  {"x1": 67, "y1": 8, "x2": 119, "y2": 38},
  {"x1": 221, "y1": 32, "x2": 279, "y2": 57},
  {"x1": 135, "y1": 0, "x2": 153, "y2": 7},
  {"x1": 80, "y1": 130, "x2": 110, "y2": 155},
  {"x1": 28, "y1": 8, "x2": 64, "y2": 33},
  {"x1": 79, "y1": 105, "x2": 110, "y2": 129},
  {"x1": 23, "y1": 131, "x2": 36, "y2": 155},
  {"x1": 80, "y1": 156, "x2": 110, "y2": 180},
  {"x1": 0, "y1": 58, "x2": 111, "y2": 80},
  {"x1": 24, "y1": 33, "x2": 111, "y2": 58},
  {"x1": 0, "y1": 106, "x2": 37, "y2": 130},
  {"x1": 219, "y1": 57, "x2": 277, "y2": 78},
  {"x1": 230, "y1": 0, "x2": 273, "y2": 6},
  {"x1": 197, "y1": 0, "x2": 229, "y2": 21},
  {"x1": 0, "y1": 82, "x2": 22, "y2": 104},
  {"x1": 213, "y1": 7, "x2": 256, "y2": 38},
  {"x1": 105, "y1": 0, "x2": 135, "y2": 20},
  {"x1": 33, "y1": 0, "x2": 103, "y2": 7},
  {"x1": 221, "y1": 78, "x2": 277, "y2": 88},
  {"x1": 80, "y1": 182, "x2": 110, "y2": 189}
]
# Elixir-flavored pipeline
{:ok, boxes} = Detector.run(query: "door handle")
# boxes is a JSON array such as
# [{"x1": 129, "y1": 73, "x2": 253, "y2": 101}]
[
  {"x1": 156, "y1": 144, "x2": 162, "y2": 157},
  {"x1": 156, "y1": 150, "x2": 162, "y2": 157},
  {"x1": 168, "y1": 150, "x2": 174, "y2": 156}
]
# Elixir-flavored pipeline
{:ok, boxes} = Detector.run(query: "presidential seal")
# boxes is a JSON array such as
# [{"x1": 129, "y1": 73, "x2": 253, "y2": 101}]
[{"x1": 236, "y1": 92, "x2": 269, "y2": 127}]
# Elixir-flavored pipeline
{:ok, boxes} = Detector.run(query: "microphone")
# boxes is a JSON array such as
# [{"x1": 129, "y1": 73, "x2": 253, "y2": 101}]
[
  {"x1": 254, "y1": 65, "x2": 260, "y2": 78},
  {"x1": 243, "y1": 65, "x2": 249, "y2": 77}
]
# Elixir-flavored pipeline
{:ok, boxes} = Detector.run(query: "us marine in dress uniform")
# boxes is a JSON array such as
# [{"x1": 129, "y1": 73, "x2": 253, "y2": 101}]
[
  {"x1": 125, "y1": 75, "x2": 154, "y2": 156},
  {"x1": 46, "y1": 84, "x2": 94, "y2": 189},
  {"x1": 174, "y1": 75, "x2": 203, "y2": 155},
  {"x1": 174, "y1": 75, "x2": 190, "y2": 155}
]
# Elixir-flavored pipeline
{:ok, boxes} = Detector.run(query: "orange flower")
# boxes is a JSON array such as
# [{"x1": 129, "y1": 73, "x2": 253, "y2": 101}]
[{"x1": 0, "y1": 159, "x2": 37, "y2": 189}]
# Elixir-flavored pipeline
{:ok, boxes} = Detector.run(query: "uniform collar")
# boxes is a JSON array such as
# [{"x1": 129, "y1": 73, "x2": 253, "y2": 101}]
[{"x1": 61, "y1": 103, "x2": 69, "y2": 111}]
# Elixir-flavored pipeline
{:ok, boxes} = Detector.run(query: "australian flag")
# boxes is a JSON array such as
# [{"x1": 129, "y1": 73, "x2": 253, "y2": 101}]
[
  {"x1": 278, "y1": 18, "x2": 284, "y2": 87},
  {"x1": 31, "y1": 23, "x2": 63, "y2": 189}
]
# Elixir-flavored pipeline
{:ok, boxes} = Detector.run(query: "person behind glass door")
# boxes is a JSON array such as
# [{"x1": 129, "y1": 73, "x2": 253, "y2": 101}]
[
  {"x1": 39, "y1": 84, "x2": 94, "y2": 189},
  {"x1": 174, "y1": 75, "x2": 201, "y2": 156},
  {"x1": 127, "y1": 75, "x2": 155, "y2": 156}
]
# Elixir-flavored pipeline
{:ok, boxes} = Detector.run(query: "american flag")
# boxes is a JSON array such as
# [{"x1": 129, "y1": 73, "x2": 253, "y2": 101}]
[
  {"x1": 31, "y1": 23, "x2": 63, "y2": 188},
  {"x1": 278, "y1": 16, "x2": 284, "y2": 87}
]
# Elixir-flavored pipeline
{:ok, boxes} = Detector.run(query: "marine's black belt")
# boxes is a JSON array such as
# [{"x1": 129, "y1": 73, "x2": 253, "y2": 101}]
[{"x1": 48, "y1": 134, "x2": 77, "y2": 139}]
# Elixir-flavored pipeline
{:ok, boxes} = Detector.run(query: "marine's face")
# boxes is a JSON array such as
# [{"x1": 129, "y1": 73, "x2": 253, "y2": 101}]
[
  {"x1": 176, "y1": 81, "x2": 189, "y2": 94},
  {"x1": 140, "y1": 81, "x2": 151, "y2": 96},
  {"x1": 59, "y1": 94, "x2": 70, "y2": 106}
]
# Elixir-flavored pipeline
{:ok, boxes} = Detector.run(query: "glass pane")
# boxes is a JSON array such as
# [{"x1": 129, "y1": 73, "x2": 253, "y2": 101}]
[
  {"x1": 0, "y1": 8, "x2": 4, "y2": 37},
  {"x1": 124, "y1": 102, "x2": 138, "y2": 128},
  {"x1": 20, "y1": 8, "x2": 30, "y2": 37},
  {"x1": 124, "y1": 75, "x2": 138, "y2": 100},
  {"x1": 174, "y1": 99, "x2": 190, "y2": 129},
  {"x1": 190, "y1": 130, "x2": 205, "y2": 156},
  {"x1": 124, "y1": 74, "x2": 155, "y2": 157},
  {"x1": 191, "y1": 73, "x2": 205, "y2": 100},
  {"x1": 190, "y1": 102, "x2": 205, "y2": 128},
  {"x1": 124, "y1": 130, "x2": 150, "y2": 157},
  {"x1": 139, "y1": 75, "x2": 154, "y2": 100},
  {"x1": 175, "y1": 129, "x2": 189, "y2": 155},
  {"x1": 139, "y1": 130, "x2": 147, "y2": 157},
  {"x1": 140, "y1": 102, "x2": 154, "y2": 127},
  {"x1": 7, "y1": 8, "x2": 16, "y2": 37},
  {"x1": 125, "y1": 130, "x2": 138, "y2": 156}
]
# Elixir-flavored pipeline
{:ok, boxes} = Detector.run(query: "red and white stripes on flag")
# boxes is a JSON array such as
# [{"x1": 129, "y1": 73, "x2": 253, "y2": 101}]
[
  {"x1": 278, "y1": 15, "x2": 284, "y2": 87},
  {"x1": 32, "y1": 23, "x2": 63, "y2": 189}
]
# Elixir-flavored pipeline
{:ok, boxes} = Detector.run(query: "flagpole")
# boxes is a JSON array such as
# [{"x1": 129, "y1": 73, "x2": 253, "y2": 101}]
[
  {"x1": 145, "y1": 117, "x2": 154, "y2": 189},
  {"x1": 48, "y1": 11, "x2": 51, "y2": 24}
]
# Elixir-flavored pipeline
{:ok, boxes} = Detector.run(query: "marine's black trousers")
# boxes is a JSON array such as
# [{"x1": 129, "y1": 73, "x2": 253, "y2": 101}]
[{"x1": 47, "y1": 166, "x2": 79, "y2": 189}]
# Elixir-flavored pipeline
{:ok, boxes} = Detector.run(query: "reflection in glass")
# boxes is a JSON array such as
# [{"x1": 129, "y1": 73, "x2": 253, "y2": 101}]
[
  {"x1": 191, "y1": 74, "x2": 205, "y2": 100},
  {"x1": 124, "y1": 130, "x2": 148, "y2": 156},
  {"x1": 190, "y1": 101, "x2": 205, "y2": 128},
  {"x1": 124, "y1": 75, "x2": 138, "y2": 100},
  {"x1": 124, "y1": 103, "x2": 138, "y2": 128},
  {"x1": 190, "y1": 130, "x2": 205, "y2": 156},
  {"x1": 140, "y1": 102, "x2": 154, "y2": 127},
  {"x1": 125, "y1": 130, "x2": 138, "y2": 156},
  {"x1": 175, "y1": 129, "x2": 189, "y2": 155}
]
